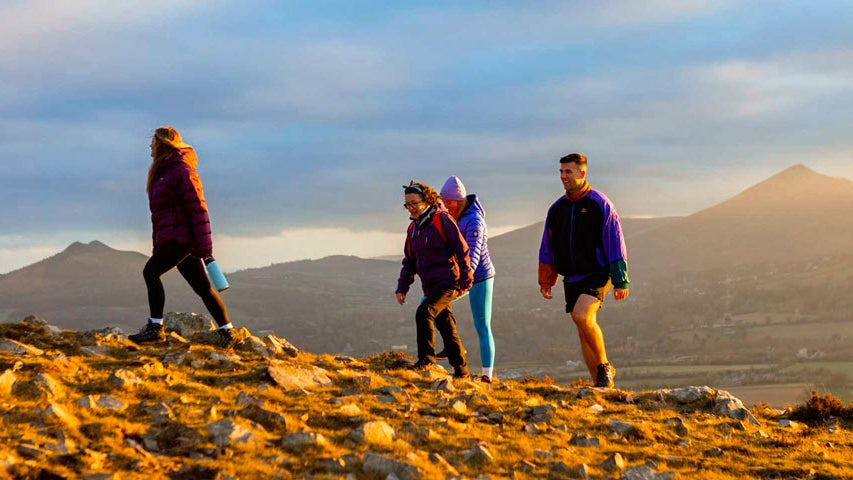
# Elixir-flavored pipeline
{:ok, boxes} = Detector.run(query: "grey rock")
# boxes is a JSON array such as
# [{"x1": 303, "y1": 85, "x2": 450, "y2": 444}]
[
  {"x1": 208, "y1": 418, "x2": 256, "y2": 447},
  {"x1": 778, "y1": 419, "x2": 802, "y2": 428},
  {"x1": 108, "y1": 369, "x2": 143, "y2": 389},
  {"x1": 600, "y1": 453, "x2": 627, "y2": 472},
  {"x1": 515, "y1": 460, "x2": 536, "y2": 473},
  {"x1": 42, "y1": 403, "x2": 80, "y2": 429},
  {"x1": 236, "y1": 391, "x2": 263, "y2": 407},
  {"x1": 486, "y1": 412, "x2": 504, "y2": 424},
  {"x1": 463, "y1": 443, "x2": 495, "y2": 465},
  {"x1": 658, "y1": 386, "x2": 715, "y2": 404},
  {"x1": 432, "y1": 378, "x2": 455, "y2": 394},
  {"x1": 350, "y1": 420, "x2": 395, "y2": 446},
  {"x1": 164, "y1": 311, "x2": 214, "y2": 337},
  {"x1": 143, "y1": 402, "x2": 173, "y2": 423},
  {"x1": 428, "y1": 452, "x2": 459, "y2": 476},
  {"x1": 621, "y1": 465, "x2": 676, "y2": 480},
  {"x1": 22, "y1": 314, "x2": 48, "y2": 326},
  {"x1": 572, "y1": 464, "x2": 591, "y2": 479},
  {"x1": 33, "y1": 373, "x2": 64, "y2": 400},
  {"x1": 82, "y1": 474, "x2": 115, "y2": 480},
  {"x1": 363, "y1": 453, "x2": 422, "y2": 480},
  {"x1": 80, "y1": 346, "x2": 109, "y2": 357},
  {"x1": 609, "y1": 418, "x2": 637, "y2": 436},
  {"x1": 318, "y1": 457, "x2": 348, "y2": 473},
  {"x1": 714, "y1": 390, "x2": 760, "y2": 425},
  {"x1": 704, "y1": 447, "x2": 724, "y2": 457},
  {"x1": 376, "y1": 394, "x2": 398, "y2": 404},
  {"x1": 664, "y1": 417, "x2": 688, "y2": 436},
  {"x1": 569, "y1": 433, "x2": 600, "y2": 447},
  {"x1": 546, "y1": 461, "x2": 575, "y2": 477},
  {"x1": 265, "y1": 334, "x2": 300, "y2": 358},
  {"x1": 244, "y1": 336, "x2": 272, "y2": 358},
  {"x1": 267, "y1": 360, "x2": 332, "y2": 389},
  {"x1": 281, "y1": 432, "x2": 329, "y2": 451},
  {"x1": 17, "y1": 444, "x2": 48, "y2": 458},
  {"x1": 77, "y1": 395, "x2": 126, "y2": 411},
  {"x1": 240, "y1": 404, "x2": 287, "y2": 432},
  {"x1": 533, "y1": 449, "x2": 553, "y2": 460},
  {"x1": 162, "y1": 351, "x2": 188, "y2": 366},
  {"x1": 210, "y1": 351, "x2": 242, "y2": 363},
  {"x1": 527, "y1": 403, "x2": 557, "y2": 422},
  {"x1": 0, "y1": 338, "x2": 44, "y2": 356}
]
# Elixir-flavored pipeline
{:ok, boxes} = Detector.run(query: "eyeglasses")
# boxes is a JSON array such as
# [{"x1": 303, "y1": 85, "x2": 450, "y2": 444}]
[{"x1": 403, "y1": 201, "x2": 424, "y2": 210}]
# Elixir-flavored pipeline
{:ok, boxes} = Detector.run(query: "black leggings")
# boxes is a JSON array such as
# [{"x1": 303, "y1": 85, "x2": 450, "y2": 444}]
[{"x1": 144, "y1": 242, "x2": 230, "y2": 327}]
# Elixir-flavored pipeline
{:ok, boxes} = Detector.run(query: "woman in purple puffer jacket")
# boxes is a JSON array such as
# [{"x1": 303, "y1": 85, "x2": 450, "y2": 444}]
[
  {"x1": 396, "y1": 181, "x2": 473, "y2": 378},
  {"x1": 128, "y1": 126, "x2": 237, "y2": 348}
]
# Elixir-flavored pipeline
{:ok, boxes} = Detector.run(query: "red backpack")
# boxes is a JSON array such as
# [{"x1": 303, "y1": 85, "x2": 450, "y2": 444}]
[{"x1": 405, "y1": 212, "x2": 447, "y2": 258}]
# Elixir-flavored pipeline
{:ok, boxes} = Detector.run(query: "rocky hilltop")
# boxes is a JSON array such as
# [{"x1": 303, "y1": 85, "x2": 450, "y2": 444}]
[{"x1": 0, "y1": 315, "x2": 849, "y2": 480}]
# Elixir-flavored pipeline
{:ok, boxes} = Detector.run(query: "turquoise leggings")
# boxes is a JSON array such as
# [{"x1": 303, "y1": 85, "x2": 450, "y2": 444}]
[{"x1": 456, "y1": 277, "x2": 495, "y2": 369}]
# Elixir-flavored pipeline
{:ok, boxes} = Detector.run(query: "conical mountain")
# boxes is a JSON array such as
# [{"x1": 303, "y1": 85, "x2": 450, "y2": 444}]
[
  {"x1": 0, "y1": 241, "x2": 189, "y2": 330},
  {"x1": 630, "y1": 165, "x2": 853, "y2": 275}
]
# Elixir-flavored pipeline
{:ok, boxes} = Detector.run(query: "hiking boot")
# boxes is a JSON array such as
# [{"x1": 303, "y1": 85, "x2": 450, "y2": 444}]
[
  {"x1": 594, "y1": 362, "x2": 616, "y2": 388},
  {"x1": 452, "y1": 366, "x2": 470, "y2": 378},
  {"x1": 407, "y1": 359, "x2": 434, "y2": 371},
  {"x1": 128, "y1": 322, "x2": 166, "y2": 344},
  {"x1": 217, "y1": 328, "x2": 238, "y2": 350}
]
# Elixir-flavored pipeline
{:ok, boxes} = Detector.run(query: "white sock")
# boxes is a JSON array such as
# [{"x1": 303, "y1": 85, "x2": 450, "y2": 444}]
[
  {"x1": 218, "y1": 323, "x2": 235, "y2": 330},
  {"x1": 482, "y1": 367, "x2": 494, "y2": 378},
  {"x1": 149, "y1": 317, "x2": 164, "y2": 325}
]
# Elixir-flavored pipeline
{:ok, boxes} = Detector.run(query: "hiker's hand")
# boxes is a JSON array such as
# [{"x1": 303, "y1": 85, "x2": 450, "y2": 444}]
[
  {"x1": 396, "y1": 293, "x2": 406, "y2": 305},
  {"x1": 614, "y1": 288, "x2": 629, "y2": 301},
  {"x1": 540, "y1": 286, "x2": 553, "y2": 300}
]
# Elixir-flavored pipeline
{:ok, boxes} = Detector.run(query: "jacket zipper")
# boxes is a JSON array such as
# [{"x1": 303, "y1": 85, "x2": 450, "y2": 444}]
[{"x1": 569, "y1": 202, "x2": 575, "y2": 272}]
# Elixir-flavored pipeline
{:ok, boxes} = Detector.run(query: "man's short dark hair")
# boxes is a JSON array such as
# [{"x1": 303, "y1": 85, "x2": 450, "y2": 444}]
[{"x1": 559, "y1": 153, "x2": 587, "y2": 167}]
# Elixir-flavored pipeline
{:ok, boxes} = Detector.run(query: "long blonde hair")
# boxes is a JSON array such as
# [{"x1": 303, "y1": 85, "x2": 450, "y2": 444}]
[{"x1": 146, "y1": 126, "x2": 190, "y2": 192}]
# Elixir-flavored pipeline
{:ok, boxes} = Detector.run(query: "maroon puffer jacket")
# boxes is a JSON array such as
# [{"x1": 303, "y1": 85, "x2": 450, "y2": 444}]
[
  {"x1": 148, "y1": 148, "x2": 213, "y2": 258},
  {"x1": 396, "y1": 206, "x2": 474, "y2": 297}
]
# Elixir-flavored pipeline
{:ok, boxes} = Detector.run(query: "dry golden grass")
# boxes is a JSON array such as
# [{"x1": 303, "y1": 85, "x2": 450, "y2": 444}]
[{"x1": 0, "y1": 324, "x2": 850, "y2": 479}]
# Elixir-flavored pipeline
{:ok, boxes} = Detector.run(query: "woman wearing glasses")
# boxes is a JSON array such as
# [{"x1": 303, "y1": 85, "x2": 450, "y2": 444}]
[{"x1": 395, "y1": 181, "x2": 473, "y2": 378}]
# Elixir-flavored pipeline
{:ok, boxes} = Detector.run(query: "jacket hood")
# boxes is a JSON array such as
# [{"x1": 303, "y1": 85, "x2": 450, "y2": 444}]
[
  {"x1": 460, "y1": 194, "x2": 485, "y2": 220},
  {"x1": 163, "y1": 147, "x2": 198, "y2": 170}
]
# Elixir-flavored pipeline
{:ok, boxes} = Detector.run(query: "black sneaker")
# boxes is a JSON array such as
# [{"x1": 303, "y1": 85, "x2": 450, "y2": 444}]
[
  {"x1": 480, "y1": 375, "x2": 492, "y2": 384},
  {"x1": 594, "y1": 362, "x2": 616, "y2": 388},
  {"x1": 128, "y1": 322, "x2": 166, "y2": 344},
  {"x1": 218, "y1": 328, "x2": 238, "y2": 350},
  {"x1": 406, "y1": 359, "x2": 434, "y2": 371},
  {"x1": 435, "y1": 349, "x2": 448, "y2": 359},
  {"x1": 452, "y1": 366, "x2": 470, "y2": 378}
]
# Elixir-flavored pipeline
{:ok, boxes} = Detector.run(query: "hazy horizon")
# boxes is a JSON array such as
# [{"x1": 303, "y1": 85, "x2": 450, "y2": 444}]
[{"x1": 3, "y1": 2, "x2": 853, "y2": 273}]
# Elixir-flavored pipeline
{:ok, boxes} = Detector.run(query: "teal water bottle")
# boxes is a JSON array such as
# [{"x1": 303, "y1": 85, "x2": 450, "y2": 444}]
[{"x1": 204, "y1": 257, "x2": 230, "y2": 292}]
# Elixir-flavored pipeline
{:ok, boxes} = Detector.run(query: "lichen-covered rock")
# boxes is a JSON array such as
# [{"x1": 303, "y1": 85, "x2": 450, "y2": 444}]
[{"x1": 267, "y1": 360, "x2": 332, "y2": 389}]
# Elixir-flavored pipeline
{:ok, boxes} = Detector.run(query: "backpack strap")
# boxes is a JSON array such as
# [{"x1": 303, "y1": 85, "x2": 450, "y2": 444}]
[
  {"x1": 405, "y1": 221, "x2": 415, "y2": 257},
  {"x1": 431, "y1": 212, "x2": 447, "y2": 244}
]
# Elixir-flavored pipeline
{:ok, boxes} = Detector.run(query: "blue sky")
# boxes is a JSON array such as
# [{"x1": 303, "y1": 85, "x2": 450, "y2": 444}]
[{"x1": 2, "y1": 1, "x2": 853, "y2": 272}]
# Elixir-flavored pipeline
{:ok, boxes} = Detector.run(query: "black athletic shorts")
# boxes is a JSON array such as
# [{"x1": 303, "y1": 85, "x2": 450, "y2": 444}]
[{"x1": 564, "y1": 273, "x2": 612, "y2": 313}]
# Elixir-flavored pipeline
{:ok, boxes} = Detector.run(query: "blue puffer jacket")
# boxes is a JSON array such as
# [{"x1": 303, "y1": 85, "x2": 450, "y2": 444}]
[{"x1": 457, "y1": 194, "x2": 496, "y2": 283}]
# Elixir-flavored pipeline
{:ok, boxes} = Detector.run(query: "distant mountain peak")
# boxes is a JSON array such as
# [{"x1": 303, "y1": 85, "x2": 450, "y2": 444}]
[{"x1": 62, "y1": 240, "x2": 114, "y2": 255}]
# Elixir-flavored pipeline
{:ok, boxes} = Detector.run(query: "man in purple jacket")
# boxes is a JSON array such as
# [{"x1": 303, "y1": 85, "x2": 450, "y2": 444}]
[
  {"x1": 396, "y1": 181, "x2": 473, "y2": 378},
  {"x1": 538, "y1": 153, "x2": 629, "y2": 388}
]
